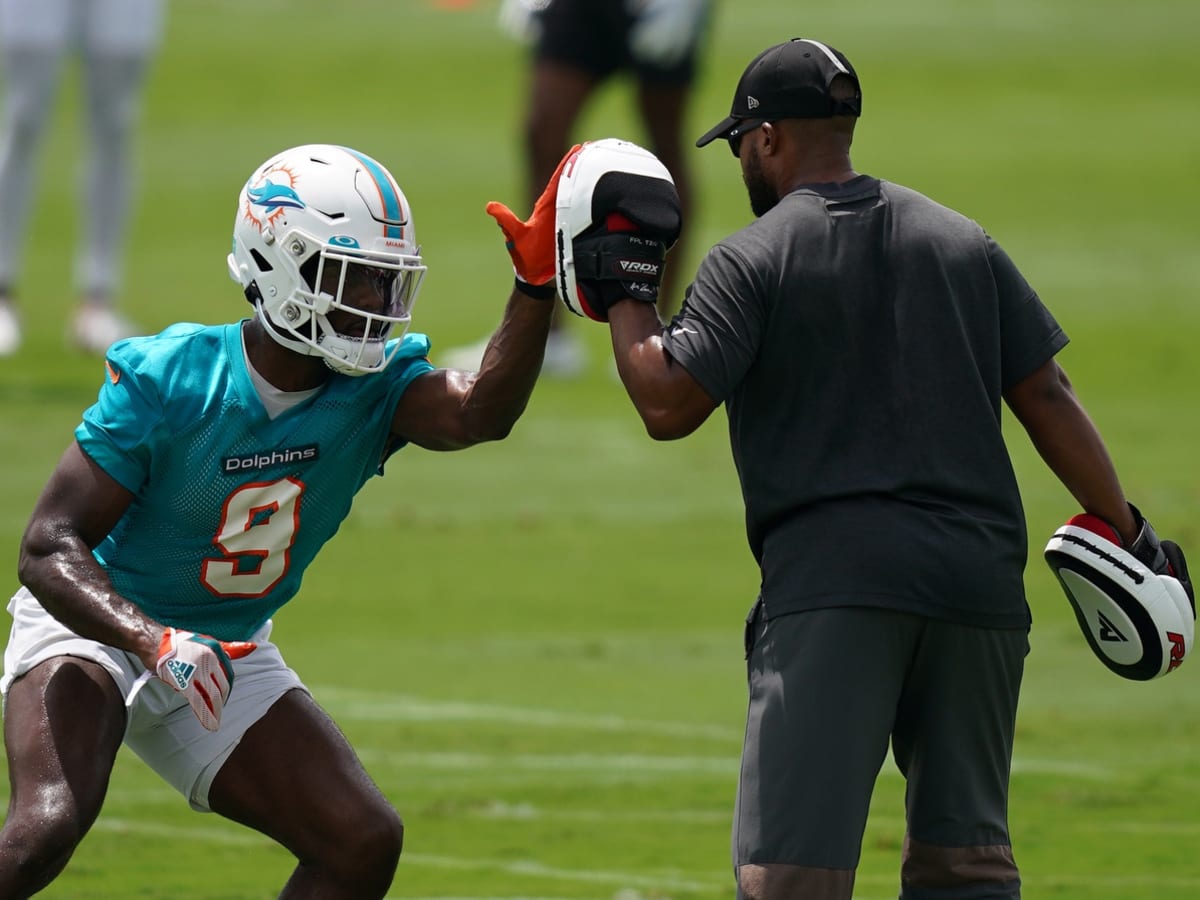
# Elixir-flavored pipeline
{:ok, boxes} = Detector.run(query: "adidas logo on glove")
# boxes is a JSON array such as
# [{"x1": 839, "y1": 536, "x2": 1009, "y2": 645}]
[{"x1": 163, "y1": 658, "x2": 196, "y2": 690}]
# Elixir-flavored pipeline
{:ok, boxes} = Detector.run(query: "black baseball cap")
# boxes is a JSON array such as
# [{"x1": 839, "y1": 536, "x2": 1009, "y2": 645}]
[{"x1": 696, "y1": 38, "x2": 862, "y2": 148}]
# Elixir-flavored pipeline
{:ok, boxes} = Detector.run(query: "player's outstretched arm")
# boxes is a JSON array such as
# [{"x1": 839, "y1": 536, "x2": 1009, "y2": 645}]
[
  {"x1": 389, "y1": 149, "x2": 582, "y2": 451},
  {"x1": 390, "y1": 285, "x2": 555, "y2": 450},
  {"x1": 1003, "y1": 358, "x2": 1136, "y2": 540}
]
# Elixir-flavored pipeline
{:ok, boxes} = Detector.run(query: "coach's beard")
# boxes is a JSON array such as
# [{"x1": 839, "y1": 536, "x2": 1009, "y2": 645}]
[{"x1": 742, "y1": 151, "x2": 778, "y2": 218}]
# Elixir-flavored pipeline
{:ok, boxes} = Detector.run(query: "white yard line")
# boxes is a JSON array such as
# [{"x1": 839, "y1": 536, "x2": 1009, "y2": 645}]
[
  {"x1": 470, "y1": 802, "x2": 727, "y2": 825},
  {"x1": 91, "y1": 818, "x2": 724, "y2": 893},
  {"x1": 353, "y1": 746, "x2": 1113, "y2": 782},
  {"x1": 314, "y1": 686, "x2": 742, "y2": 742},
  {"x1": 396, "y1": 854, "x2": 722, "y2": 893},
  {"x1": 89, "y1": 818, "x2": 1200, "y2": 895},
  {"x1": 355, "y1": 748, "x2": 737, "y2": 775},
  {"x1": 316, "y1": 687, "x2": 1120, "y2": 782}
]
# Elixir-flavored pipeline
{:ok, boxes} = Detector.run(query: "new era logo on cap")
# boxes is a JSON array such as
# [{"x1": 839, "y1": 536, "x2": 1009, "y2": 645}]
[{"x1": 696, "y1": 37, "x2": 862, "y2": 148}]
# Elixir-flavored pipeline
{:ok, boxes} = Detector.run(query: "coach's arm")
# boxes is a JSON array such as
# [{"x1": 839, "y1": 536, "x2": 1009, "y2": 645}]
[
  {"x1": 1003, "y1": 357, "x2": 1137, "y2": 543},
  {"x1": 606, "y1": 298, "x2": 719, "y2": 441}
]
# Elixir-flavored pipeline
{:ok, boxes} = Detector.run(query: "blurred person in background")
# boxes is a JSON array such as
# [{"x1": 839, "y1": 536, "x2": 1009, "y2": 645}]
[
  {"x1": 443, "y1": 0, "x2": 714, "y2": 377},
  {"x1": 0, "y1": 0, "x2": 165, "y2": 357}
]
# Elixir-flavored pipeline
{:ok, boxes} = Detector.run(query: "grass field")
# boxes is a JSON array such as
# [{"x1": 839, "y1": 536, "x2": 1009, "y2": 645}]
[{"x1": 1, "y1": 1, "x2": 1198, "y2": 897}]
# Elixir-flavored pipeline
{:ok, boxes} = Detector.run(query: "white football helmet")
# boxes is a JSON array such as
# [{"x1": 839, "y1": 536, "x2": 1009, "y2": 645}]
[{"x1": 227, "y1": 144, "x2": 426, "y2": 376}]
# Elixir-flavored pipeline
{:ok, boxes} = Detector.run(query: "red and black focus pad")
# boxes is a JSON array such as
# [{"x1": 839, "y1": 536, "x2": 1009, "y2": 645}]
[
  {"x1": 1065, "y1": 513, "x2": 1121, "y2": 544},
  {"x1": 1125, "y1": 503, "x2": 1195, "y2": 610},
  {"x1": 569, "y1": 218, "x2": 666, "y2": 321},
  {"x1": 1045, "y1": 510, "x2": 1194, "y2": 680},
  {"x1": 566, "y1": 172, "x2": 681, "y2": 321},
  {"x1": 1161, "y1": 541, "x2": 1194, "y2": 610},
  {"x1": 590, "y1": 169, "x2": 682, "y2": 246},
  {"x1": 556, "y1": 139, "x2": 679, "y2": 320}
]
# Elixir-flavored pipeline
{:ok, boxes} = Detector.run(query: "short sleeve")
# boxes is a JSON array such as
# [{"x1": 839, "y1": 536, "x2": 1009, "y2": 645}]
[
  {"x1": 74, "y1": 349, "x2": 164, "y2": 493},
  {"x1": 384, "y1": 332, "x2": 436, "y2": 402},
  {"x1": 988, "y1": 236, "x2": 1069, "y2": 389},
  {"x1": 378, "y1": 332, "x2": 437, "y2": 465},
  {"x1": 662, "y1": 243, "x2": 766, "y2": 403}
]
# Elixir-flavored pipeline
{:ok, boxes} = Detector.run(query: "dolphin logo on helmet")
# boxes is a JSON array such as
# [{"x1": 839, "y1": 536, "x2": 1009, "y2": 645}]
[{"x1": 247, "y1": 181, "x2": 306, "y2": 216}]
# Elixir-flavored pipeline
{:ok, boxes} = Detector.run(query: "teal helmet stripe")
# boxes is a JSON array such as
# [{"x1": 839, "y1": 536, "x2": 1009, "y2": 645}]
[{"x1": 340, "y1": 146, "x2": 405, "y2": 240}]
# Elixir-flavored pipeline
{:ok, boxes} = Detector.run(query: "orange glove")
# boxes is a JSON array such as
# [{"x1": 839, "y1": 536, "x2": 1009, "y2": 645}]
[{"x1": 486, "y1": 144, "x2": 582, "y2": 286}]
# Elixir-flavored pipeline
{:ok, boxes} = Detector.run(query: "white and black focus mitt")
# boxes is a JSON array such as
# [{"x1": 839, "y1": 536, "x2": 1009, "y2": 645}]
[
  {"x1": 1044, "y1": 506, "x2": 1194, "y2": 681},
  {"x1": 555, "y1": 138, "x2": 681, "y2": 322}
]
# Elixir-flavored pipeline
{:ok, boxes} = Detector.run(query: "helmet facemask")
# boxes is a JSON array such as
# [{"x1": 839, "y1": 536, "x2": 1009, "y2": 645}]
[{"x1": 263, "y1": 237, "x2": 425, "y2": 376}]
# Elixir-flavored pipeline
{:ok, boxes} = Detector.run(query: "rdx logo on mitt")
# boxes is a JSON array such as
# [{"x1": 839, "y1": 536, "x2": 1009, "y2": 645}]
[
  {"x1": 616, "y1": 259, "x2": 661, "y2": 277},
  {"x1": 1167, "y1": 631, "x2": 1187, "y2": 672}
]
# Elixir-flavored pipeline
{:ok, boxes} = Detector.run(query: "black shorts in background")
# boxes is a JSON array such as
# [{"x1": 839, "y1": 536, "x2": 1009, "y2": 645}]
[{"x1": 534, "y1": 0, "x2": 700, "y2": 85}]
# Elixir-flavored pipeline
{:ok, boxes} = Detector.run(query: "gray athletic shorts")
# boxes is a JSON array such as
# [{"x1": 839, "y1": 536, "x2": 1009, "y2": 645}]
[
  {"x1": 0, "y1": 0, "x2": 164, "y2": 54},
  {"x1": 735, "y1": 602, "x2": 1027, "y2": 898},
  {"x1": 1, "y1": 586, "x2": 307, "y2": 812}
]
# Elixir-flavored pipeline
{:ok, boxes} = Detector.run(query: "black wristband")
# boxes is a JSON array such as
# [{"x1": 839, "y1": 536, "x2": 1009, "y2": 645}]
[{"x1": 513, "y1": 277, "x2": 557, "y2": 301}]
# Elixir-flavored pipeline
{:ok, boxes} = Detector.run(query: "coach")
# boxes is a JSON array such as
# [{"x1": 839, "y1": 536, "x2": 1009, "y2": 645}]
[{"x1": 554, "y1": 37, "x2": 1192, "y2": 900}]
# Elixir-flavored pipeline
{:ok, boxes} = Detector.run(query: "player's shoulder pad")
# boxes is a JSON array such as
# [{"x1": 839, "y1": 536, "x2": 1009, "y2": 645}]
[
  {"x1": 99, "y1": 323, "x2": 209, "y2": 387},
  {"x1": 388, "y1": 331, "x2": 431, "y2": 361}
]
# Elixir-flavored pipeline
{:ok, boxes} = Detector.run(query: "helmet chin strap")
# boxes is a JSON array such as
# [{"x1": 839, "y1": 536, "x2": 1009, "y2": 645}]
[
  {"x1": 255, "y1": 299, "x2": 386, "y2": 377},
  {"x1": 255, "y1": 302, "x2": 314, "y2": 358},
  {"x1": 316, "y1": 331, "x2": 385, "y2": 377}
]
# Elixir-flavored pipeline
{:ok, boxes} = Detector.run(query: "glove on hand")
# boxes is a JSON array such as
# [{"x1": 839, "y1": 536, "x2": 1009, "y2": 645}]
[
  {"x1": 498, "y1": 0, "x2": 546, "y2": 44},
  {"x1": 155, "y1": 627, "x2": 257, "y2": 732},
  {"x1": 486, "y1": 143, "x2": 582, "y2": 287},
  {"x1": 1126, "y1": 504, "x2": 1195, "y2": 611}
]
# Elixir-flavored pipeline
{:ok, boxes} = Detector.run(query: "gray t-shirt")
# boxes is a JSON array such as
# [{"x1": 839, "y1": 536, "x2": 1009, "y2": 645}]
[{"x1": 664, "y1": 176, "x2": 1066, "y2": 629}]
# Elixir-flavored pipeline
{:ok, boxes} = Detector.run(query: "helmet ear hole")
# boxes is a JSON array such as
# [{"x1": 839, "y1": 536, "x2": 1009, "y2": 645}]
[
  {"x1": 249, "y1": 248, "x2": 274, "y2": 273},
  {"x1": 298, "y1": 254, "x2": 321, "y2": 292}
]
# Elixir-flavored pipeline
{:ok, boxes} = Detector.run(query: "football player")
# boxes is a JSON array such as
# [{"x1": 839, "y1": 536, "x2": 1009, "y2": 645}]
[{"x1": 0, "y1": 143, "x2": 567, "y2": 897}]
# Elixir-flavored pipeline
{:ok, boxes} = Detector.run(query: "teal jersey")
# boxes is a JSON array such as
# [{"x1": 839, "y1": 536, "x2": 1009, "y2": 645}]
[{"x1": 75, "y1": 321, "x2": 435, "y2": 641}]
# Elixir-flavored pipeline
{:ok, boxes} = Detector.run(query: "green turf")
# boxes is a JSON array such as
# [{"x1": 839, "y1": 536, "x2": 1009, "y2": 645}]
[{"x1": 1, "y1": 0, "x2": 1198, "y2": 897}]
